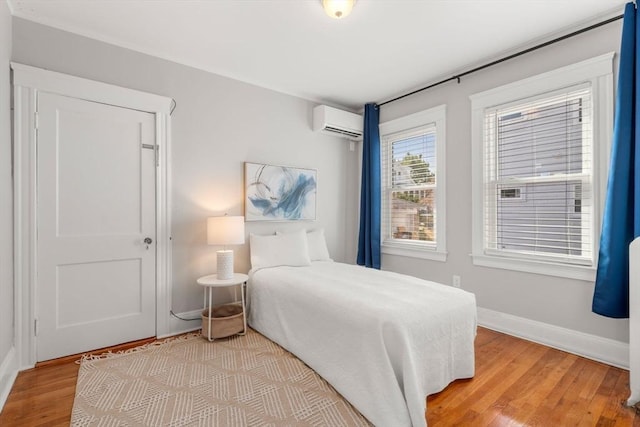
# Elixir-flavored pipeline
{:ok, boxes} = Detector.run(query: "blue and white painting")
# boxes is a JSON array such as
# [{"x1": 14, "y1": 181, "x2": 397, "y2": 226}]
[{"x1": 245, "y1": 162, "x2": 317, "y2": 221}]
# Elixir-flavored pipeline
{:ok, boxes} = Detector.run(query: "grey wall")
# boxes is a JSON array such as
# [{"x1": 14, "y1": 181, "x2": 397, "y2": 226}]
[
  {"x1": 11, "y1": 17, "x2": 360, "y2": 321},
  {"x1": 380, "y1": 21, "x2": 628, "y2": 342},
  {"x1": 0, "y1": 0, "x2": 14, "y2": 367}
]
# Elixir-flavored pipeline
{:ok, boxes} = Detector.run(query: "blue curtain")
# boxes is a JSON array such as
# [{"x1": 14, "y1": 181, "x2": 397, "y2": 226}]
[
  {"x1": 593, "y1": 2, "x2": 640, "y2": 318},
  {"x1": 357, "y1": 103, "x2": 381, "y2": 269}
]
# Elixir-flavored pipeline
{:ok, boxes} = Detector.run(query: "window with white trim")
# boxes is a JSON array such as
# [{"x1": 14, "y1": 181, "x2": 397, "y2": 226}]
[
  {"x1": 380, "y1": 105, "x2": 447, "y2": 261},
  {"x1": 471, "y1": 53, "x2": 614, "y2": 280}
]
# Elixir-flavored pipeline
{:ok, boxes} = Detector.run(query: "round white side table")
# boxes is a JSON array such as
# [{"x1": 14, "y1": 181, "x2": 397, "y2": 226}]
[{"x1": 197, "y1": 273, "x2": 248, "y2": 341}]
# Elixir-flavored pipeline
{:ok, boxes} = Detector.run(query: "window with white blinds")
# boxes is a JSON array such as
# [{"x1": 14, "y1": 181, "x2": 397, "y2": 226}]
[
  {"x1": 470, "y1": 53, "x2": 614, "y2": 279},
  {"x1": 484, "y1": 85, "x2": 593, "y2": 264},
  {"x1": 379, "y1": 105, "x2": 447, "y2": 261}
]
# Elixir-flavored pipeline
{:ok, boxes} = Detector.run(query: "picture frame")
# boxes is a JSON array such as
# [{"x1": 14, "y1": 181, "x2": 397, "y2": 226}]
[{"x1": 244, "y1": 162, "x2": 317, "y2": 221}]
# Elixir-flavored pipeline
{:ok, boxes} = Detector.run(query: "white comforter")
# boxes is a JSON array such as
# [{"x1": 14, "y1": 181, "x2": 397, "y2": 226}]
[{"x1": 248, "y1": 262, "x2": 477, "y2": 427}]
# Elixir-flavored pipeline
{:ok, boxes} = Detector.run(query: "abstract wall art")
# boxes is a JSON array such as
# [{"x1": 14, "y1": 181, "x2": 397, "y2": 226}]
[{"x1": 244, "y1": 162, "x2": 317, "y2": 221}]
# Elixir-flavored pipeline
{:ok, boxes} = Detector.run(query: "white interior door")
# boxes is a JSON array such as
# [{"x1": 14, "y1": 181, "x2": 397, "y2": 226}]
[{"x1": 36, "y1": 92, "x2": 157, "y2": 361}]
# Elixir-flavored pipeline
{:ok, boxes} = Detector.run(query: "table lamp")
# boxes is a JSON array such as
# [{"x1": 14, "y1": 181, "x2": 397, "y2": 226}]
[{"x1": 207, "y1": 215, "x2": 245, "y2": 280}]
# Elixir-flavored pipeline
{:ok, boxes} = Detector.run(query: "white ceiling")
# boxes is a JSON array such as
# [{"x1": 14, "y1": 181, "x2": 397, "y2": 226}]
[{"x1": 7, "y1": 0, "x2": 627, "y2": 110}]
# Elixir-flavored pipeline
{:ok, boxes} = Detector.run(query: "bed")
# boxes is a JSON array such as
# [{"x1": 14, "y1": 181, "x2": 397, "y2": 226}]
[{"x1": 247, "y1": 229, "x2": 477, "y2": 427}]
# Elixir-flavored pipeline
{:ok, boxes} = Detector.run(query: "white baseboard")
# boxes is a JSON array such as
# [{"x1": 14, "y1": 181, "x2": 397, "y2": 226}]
[
  {"x1": 0, "y1": 347, "x2": 19, "y2": 413},
  {"x1": 477, "y1": 307, "x2": 629, "y2": 370},
  {"x1": 160, "y1": 309, "x2": 202, "y2": 339}
]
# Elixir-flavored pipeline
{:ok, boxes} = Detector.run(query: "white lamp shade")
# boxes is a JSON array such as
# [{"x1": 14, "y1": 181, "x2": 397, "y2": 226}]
[{"x1": 207, "y1": 216, "x2": 245, "y2": 246}]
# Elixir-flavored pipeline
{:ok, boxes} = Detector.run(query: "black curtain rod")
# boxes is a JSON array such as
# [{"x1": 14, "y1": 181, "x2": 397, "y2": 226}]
[{"x1": 378, "y1": 13, "x2": 624, "y2": 107}]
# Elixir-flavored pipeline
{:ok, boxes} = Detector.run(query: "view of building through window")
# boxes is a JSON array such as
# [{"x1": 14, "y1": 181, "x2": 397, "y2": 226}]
[
  {"x1": 388, "y1": 131, "x2": 437, "y2": 242},
  {"x1": 487, "y1": 86, "x2": 592, "y2": 261}
]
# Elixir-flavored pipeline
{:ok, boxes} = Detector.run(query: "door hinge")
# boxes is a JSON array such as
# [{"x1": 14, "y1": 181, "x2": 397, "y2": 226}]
[
  {"x1": 34, "y1": 318, "x2": 39, "y2": 337},
  {"x1": 34, "y1": 111, "x2": 39, "y2": 142},
  {"x1": 141, "y1": 143, "x2": 160, "y2": 167}
]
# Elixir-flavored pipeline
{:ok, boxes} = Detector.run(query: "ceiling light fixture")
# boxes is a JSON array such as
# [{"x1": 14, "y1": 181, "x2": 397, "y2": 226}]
[{"x1": 322, "y1": 0, "x2": 356, "y2": 19}]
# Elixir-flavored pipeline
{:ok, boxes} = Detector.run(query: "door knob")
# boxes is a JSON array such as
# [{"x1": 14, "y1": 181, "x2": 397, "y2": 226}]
[{"x1": 144, "y1": 237, "x2": 153, "y2": 249}]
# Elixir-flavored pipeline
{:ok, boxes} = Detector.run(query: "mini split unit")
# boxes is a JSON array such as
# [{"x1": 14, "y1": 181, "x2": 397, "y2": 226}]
[{"x1": 312, "y1": 105, "x2": 363, "y2": 140}]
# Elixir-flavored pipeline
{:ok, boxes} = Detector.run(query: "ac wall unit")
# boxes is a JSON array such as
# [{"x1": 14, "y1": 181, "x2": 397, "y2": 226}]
[{"x1": 313, "y1": 105, "x2": 363, "y2": 140}]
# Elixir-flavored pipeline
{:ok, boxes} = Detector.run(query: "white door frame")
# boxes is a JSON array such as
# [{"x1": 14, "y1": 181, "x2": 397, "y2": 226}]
[{"x1": 11, "y1": 63, "x2": 173, "y2": 369}]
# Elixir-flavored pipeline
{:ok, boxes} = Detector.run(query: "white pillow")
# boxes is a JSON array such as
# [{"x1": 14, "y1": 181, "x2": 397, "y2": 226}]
[
  {"x1": 306, "y1": 229, "x2": 332, "y2": 261},
  {"x1": 275, "y1": 228, "x2": 332, "y2": 262},
  {"x1": 250, "y1": 229, "x2": 311, "y2": 270}
]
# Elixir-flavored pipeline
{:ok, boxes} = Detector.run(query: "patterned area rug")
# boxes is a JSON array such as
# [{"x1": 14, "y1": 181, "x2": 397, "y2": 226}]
[{"x1": 71, "y1": 329, "x2": 371, "y2": 426}]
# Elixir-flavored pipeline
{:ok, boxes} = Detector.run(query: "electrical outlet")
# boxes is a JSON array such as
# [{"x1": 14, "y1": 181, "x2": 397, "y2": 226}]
[{"x1": 452, "y1": 275, "x2": 461, "y2": 288}]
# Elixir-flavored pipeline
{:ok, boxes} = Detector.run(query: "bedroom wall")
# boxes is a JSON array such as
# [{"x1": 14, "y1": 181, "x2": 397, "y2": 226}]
[
  {"x1": 0, "y1": 0, "x2": 15, "y2": 387},
  {"x1": 11, "y1": 17, "x2": 360, "y2": 325},
  {"x1": 379, "y1": 19, "x2": 628, "y2": 345}
]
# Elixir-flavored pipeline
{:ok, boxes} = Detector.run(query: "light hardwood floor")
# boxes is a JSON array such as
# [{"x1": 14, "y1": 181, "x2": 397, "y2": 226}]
[
  {"x1": 0, "y1": 328, "x2": 638, "y2": 426},
  {"x1": 427, "y1": 328, "x2": 639, "y2": 426}
]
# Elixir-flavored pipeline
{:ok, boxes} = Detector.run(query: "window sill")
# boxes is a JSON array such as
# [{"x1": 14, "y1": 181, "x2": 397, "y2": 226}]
[
  {"x1": 382, "y1": 244, "x2": 447, "y2": 262},
  {"x1": 471, "y1": 253, "x2": 596, "y2": 281}
]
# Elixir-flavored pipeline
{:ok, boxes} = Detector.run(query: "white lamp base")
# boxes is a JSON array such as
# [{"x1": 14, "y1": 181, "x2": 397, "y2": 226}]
[{"x1": 217, "y1": 250, "x2": 234, "y2": 280}]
